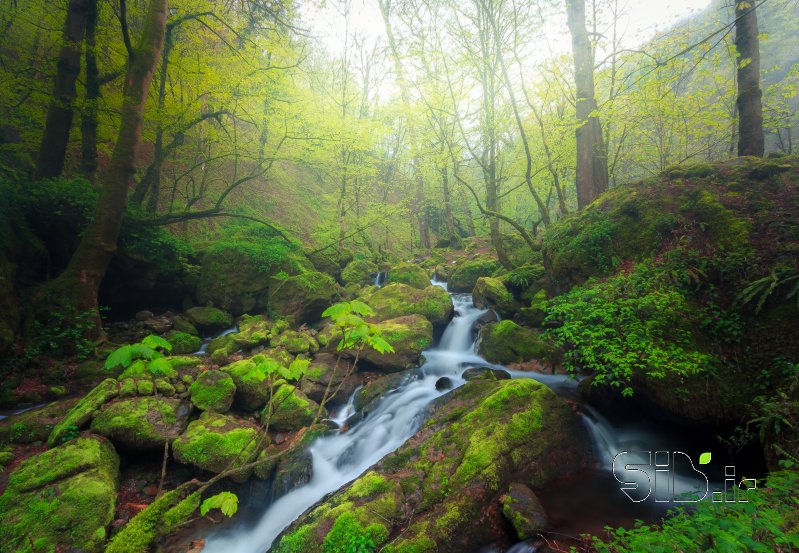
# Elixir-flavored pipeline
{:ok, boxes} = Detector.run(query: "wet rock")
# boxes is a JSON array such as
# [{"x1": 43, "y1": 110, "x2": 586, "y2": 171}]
[
  {"x1": 449, "y1": 256, "x2": 501, "y2": 292},
  {"x1": 472, "y1": 277, "x2": 516, "y2": 318},
  {"x1": 354, "y1": 372, "x2": 415, "y2": 412},
  {"x1": 300, "y1": 353, "x2": 359, "y2": 404},
  {"x1": 501, "y1": 483, "x2": 548, "y2": 540},
  {"x1": 462, "y1": 367, "x2": 511, "y2": 381},
  {"x1": 476, "y1": 321, "x2": 561, "y2": 366},
  {"x1": 360, "y1": 283, "x2": 454, "y2": 329},
  {"x1": 90, "y1": 397, "x2": 192, "y2": 450},
  {"x1": 341, "y1": 259, "x2": 379, "y2": 286},
  {"x1": 435, "y1": 376, "x2": 453, "y2": 391},
  {"x1": 264, "y1": 383, "x2": 322, "y2": 432},
  {"x1": 269, "y1": 271, "x2": 341, "y2": 325},
  {"x1": 166, "y1": 330, "x2": 202, "y2": 354},
  {"x1": 0, "y1": 397, "x2": 78, "y2": 444},
  {"x1": 357, "y1": 315, "x2": 433, "y2": 373},
  {"x1": 184, "y1": 306, "x2": 233, "y2": 333},
  {"x1": 48, "y1": 378, "x2": 118, "y2": 446},
  {"x1": 385, "y1": 262, "x2": 430, "y2": 289},
  {"x1": 143, "y1": 315, "x2": 172, "y2": 334}
]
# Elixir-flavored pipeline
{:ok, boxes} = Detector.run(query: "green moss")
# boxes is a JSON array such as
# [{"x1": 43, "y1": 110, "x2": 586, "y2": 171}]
[
  {"x1": 223, "y1": 356, "x2": 269, "y2": 410},
  {"x1": 0, "y1": 398, "x2": 77, "y2": 444},
  {"x1": 341, "y1": 259, "x2": 379, "y2": 286},
  {"x1": 166, "y1": 331, "x2": 202, "y2": 354},
  {"x1": 358, "y1": 315, "x2": 433, "y2": 372},
  {"x1": 273, "y1": 525, "x2": 320, "y2": 553},
  {"x1": 184, "y1": 306, "x2": 234, "y2": 332},
  {"x1": 155, "y1": 378, "x2": 175, "y2": 396},
  {"x1": 477, "y1": 320, "x2": 559, "y2": 365},
  {"x1": 170, "y1": 356, "x2": 202, "y2": 370},
  {"x1": 348, "y1": 471, "x2": 392, "y2": 498},
  {"x1": 449, "y1": 257, "x2": 501, "y2": 292},
  {"x1": 269, "y1": 271, "x2": 341, "y2": 325},
  {"x1": 48, "y1": 378, "x2": 118, "y2": 446},
  {"x1": 273, "y1": 330, "x2": 319, "y2": 355},
  {"x1": 119, "y1": 378, "x2": 137, "y2": 398},
  {"x1": 322, "y1": 511, "x2": 389, "y2": 553},
  {"x1": 121, "y1": 358, "x2": 177, "y2": 379},
  {"x1": 472, "y1": 277, "x2": 515, "y2": 317},
  {"x1": 385, "y1": 263, "x2": 429, "y2": 289},
  {"x1": 137, "y1": 379, "x2": 154, "y2": 395},
  {"x1": 90, "y1": 397, "x2": 191, "y2": 449},
  {"x1": 189, "y1": 370, "x2": 236, "y2": 412},
  {"x1": 265, "y1": 383, "x2": 320, "y2": 432},
  {"x1": 105, "y1": 488, "x2": 186, "y2": 553},
  {"x1": 361, "y1": 283, "x2": 453, "y2": 326}
]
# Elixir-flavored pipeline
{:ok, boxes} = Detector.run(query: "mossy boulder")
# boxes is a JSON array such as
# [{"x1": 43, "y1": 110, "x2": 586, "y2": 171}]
[
  {"x1": 385, "y1": 262, "x2": 430, "y2": 289},
  {"x1": 268, "y1": 272, "x2": 341, "y2": 325},
  {"x1": 472, "y1": 277, "x2": 515, "y2": 318},
  {"x1": 272, "y1": 329, "x2": 319, "y2": 355},
  {"x1": 48, "y1": 378, "x2": 118, "y2": 446},
  {"x1": 272, "y1": 379, "x2": 586, "y2": 553},
  {"x1": 361, "y1": 283, "x2": 454, "y2": 329},
  {"x1": 172, "y1": 411, "x2": 264, "y2": 482},
  {"x1": 189, "y1": 370, "x2": 236, "y2": 412},
  {"x1": 231, "y1": 314, "x2": 273, "y2": 349},
  {"x1": 265, "y1": 383, "x2": 322, "y2": 432},
  {"x1": 184, "y1": 306, "x2": 233, "y2": 334},
  {"x1": 353, "y1": 372, "x2": 414, "y2": 413},
  {"x1": 165, "y1": 331, "x2": 202, "y2": 354},
  {"x1": 477, "y1": 321, "x2": 560, "y2": 366},
  {"x1": 90, "y1": 397, "x2": 192, "y2": 450},
  {"x1": 341, "y1": 259, "x2": 379, "y2": 286},
  {"x1": 449, "y1": 257, "x2": 501, "y2": 292},
  {"x1": 501, "y1": 483, "x2": 548, "y2": 540},
  {"x1": 223, "y1": 355, "x2": 272, "y2": 411},
  {"x1": 300, "y1": 353, "x2": 359, "y2": 404},
  {"x1": 358, "y1": 315, "x2": 433, "y2": 373},
  {"x1": 0, "y1": 397, "x2": 78, "y2": 444},
  {"x1": 518, "y1": 289, "x2": 548, "y2": 327},
  {"x1": 0, "y1": 435, "x2": 119, "y2": 553}
]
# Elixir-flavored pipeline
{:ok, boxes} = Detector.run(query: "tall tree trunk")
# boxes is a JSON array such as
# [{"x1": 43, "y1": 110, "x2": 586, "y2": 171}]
[
  {"x1": 378, "y1": 0, "x2": 430, "y2": 251},
  {"x1": 80, "y1": 0, "x2": 99, "y2": 183},
  {"x1": 51, "y1": 0, "x2": 168, "y2": 329},
  {"x1": 566, "y1": 0, "x2": 608, "y2": 210},
  {"x1": 35, "y1": 0, "x2": 89, "y2": 180},
  {"x1": 440, "y1": 165, "x2": 459, "y2": 247},
  {"x1": 735, "y1": 1, "x2": 764, "y2": 157}
]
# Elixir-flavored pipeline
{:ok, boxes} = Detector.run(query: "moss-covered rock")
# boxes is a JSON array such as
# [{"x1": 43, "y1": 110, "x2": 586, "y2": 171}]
[
  {"x1": 477, "y1": 321, "x2": 560, "y2": 366},
  {"x1": 183, "y1": 306, "x2": 234, "y2": 333},
  {"x1": 300, "y1": 353, "x2": 359, "y2": 404},
  {"x1": 341, "y1": 259, "x2": 379, "y2": 286},
  {"x1": 448, "y1": 257, "x2": 500, "y2": 292},
  {"x1": 265, "y1": 383, "x2": 322, "y2": 432},
  {"x1": 268, "y1": 271, "x2": 341, "y2": 325},
  {"x1": 0, "y1": 397, "x2": 78, "y2": 444},
  {"x1": 361, "y1": 283, "x2": 454, "y2": 329},
  {"x1": 90, "y1": 397, "x2": 192, "y2": 450},
  {"x1": 173, "y1": 411, "x2": 264, "y2": 482},
  {"x1": 189, "y1": 370, "x2": 236, "y2": 412},
  {"x1": 273, "y1": 379, "x2": 586, "y2": 553},
  {"x1": 358, "y1": 315, "x2": 433, "y2": 373},
  {"x1": 272, "y1": 329, "x2": 319, "y2": 355},
  {"x1": 518, "y1": 289, "x2": 548, "y2": 327},
  {"x1": 223, "y1": 355, "x2": 271, "y2": 411},
  {"x1": 472, "y1": 277, "x2": 515, "y2": 318},
  {"x1": 385, "y1": 262, "x2": 430, "y2": 289},
  {"x1": 48, "y1": 378, "x2": 118, "y2": 446},
  {"x1": 353, "y1": 372, "x2": 413, "y2": 413},
  {"x1": 118, "y1": 358, "x2": 178, "y2": 380},
  {"x1": 0, "y1": 435, "x2": 119, "y2": 553},
  {"x1": 231, "y1": 314, "x2": 273, "y2": 349},
  {"x1": 501, "y1": 483, "x2": 548, "y2": 540}
]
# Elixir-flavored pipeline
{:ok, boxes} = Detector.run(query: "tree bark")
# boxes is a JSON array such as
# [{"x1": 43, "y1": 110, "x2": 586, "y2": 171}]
[
  {"x1": 35, "y1": 0, "x2": 89, "y2": 180},
  {"x1": 440, "y1": 165, "x2": 459, "y2": 247},
  {"x1": 566, "y1": 0, "x2": 608, "y2": 210},
  {"x1": 80, "y1": 0, "x2": 99, "y2": 183},
  {"x1": 52, "y1": 0, "x2": 168, "y2": 329},
  {"x1": 735, "y1": 1, "x2": 764, "y2": 157}
]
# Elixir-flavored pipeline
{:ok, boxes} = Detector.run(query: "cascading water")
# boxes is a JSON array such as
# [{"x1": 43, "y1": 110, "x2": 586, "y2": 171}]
[{"x1": 195, "y1": 325, "x2": 239, "y2": 355}]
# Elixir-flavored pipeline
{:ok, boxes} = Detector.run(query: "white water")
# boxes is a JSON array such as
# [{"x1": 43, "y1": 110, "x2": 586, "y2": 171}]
[{"x1": 195, "y1": 324, "x2": 239, "y2": 355}]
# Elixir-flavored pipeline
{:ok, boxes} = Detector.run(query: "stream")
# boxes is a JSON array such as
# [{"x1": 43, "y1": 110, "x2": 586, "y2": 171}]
[{"x1": 201, "y1": 280, "x2": 746, "y2": 552}]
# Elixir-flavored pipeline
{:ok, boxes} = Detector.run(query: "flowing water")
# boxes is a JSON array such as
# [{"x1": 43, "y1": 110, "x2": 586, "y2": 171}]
[
  {"x1": 201, "y1": 281, "x2": 738, "y2": 553},
  {"x1": 195, "y1": 325, "x2": 239, "y2": 355}
]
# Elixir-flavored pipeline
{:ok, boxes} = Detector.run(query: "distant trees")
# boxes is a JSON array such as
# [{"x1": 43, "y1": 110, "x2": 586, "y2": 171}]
[{"x1": 734, "y1": 0, "x2": 764, "y2": 157}]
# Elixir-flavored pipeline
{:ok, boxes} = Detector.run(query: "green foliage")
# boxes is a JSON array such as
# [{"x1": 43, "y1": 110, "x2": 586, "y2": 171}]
[
  {"x1": 23, "y1": 305, "x2": 97, "y2": 362},
  {"x1": 200, "y1": 491, "x2": 239, "y2": 518},
  {"x1": 322, "y1": 512, "x2": 387, "y2": 553},
  {"x1": 593, "y1": 471, "x2": 799, "y2": 552},
  {"x1": 206, "y1": 222, "x2": 304, "y2": 276},
  {"x1": 736, "y1": 268, "x2": 799, "y2": 314},
  {"x1": 545, "y1": 262, "x2": 716, "y2": 395},
  {"x1": 104, "y1": 335, "x2": 174, "y2": 378},
  {"x1": 322, "y1": 301, "x2": 394, "y2": 355}
]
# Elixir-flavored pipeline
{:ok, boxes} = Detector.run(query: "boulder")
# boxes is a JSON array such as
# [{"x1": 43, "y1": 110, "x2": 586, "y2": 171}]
[
  {"x1": 362, "y1": 283, "x2": 453, "y2": 329},
  {"x1": 48, "y1": 378, "x2": 118, "y2": 446},
  {"x1": 231, "y1": 314, "x2": 273, "y2": 349},
  {"x1": 166, "y1": 330, "x2": 202, "y2": 354},
  {"x1": 223, "y1": 355, "x2": 272, "y2": 411},
  {"x1": 462, "y1": 367, "x2": 511, "y2": 381},
  {"x1": 518, "y1": 289, "x2": 548, "y2": 327},
  {"x1": 90, "y1": 397, "x2": 192, "y2": 450},
  {"x1": 472, "y1": 277, "x2": 516, "y2": 318},
  {"x1": 268, "y1": 272, "x2": 341, "y2": 325},
  {"x1": 341, "y1": 259, "x2": 379, "y2": 286},
  {"x1": 265, "y1": 383, "x2": 322, "y2": 432},
  {"x1": 385, "y1": 262, "x2": 430, "y2": 289},
  {"x1": 0, "y1": 397, "x2": 78, "y2": 444},
  {"x1": 501, "y1": 483, "x2": 548, "y2": 540},
  {"x1": 272, "y1": 379, "x2": 586, "y2": 553},
  {"x1": 477, "y1": 321, "x2": 561, "y2": 366},
  {"x1": 0, "y1": 436, "x2": 119, "y2": 553},
  {"x1": 358, "y1": 315, "x2": 433, "y2": 373},
  {"x1": 173, "y1": 411, "x2": 265, "y2": 482},
  {"x1": 142, "y1": 315, "x2": 172, "y2": 334},
  {"x1": 189, "y1": 370, "x2": 236, "y2": 412},
  {"x1": 353, "y1": 372, "x2": 415, "y2": 412},
  {"x1": 449, "y1": 257, "x2": 500, "y2": 292},
  {"x1": 300, "y1": 353, "x2": 359, "y2": 404},
  {"x1": 271, "y1": 329, "x2": 319, "y2": 355},
  {"x1": 184, "y1": 306, "x2": 233, "y2": 334}
]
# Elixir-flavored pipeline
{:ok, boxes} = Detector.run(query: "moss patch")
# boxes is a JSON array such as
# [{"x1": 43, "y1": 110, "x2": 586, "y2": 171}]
[{"x1": 189, "y1": 370, "x2": 236, "y2": 412}]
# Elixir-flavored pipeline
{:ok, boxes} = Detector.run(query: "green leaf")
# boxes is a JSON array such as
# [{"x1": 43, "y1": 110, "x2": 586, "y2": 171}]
[
  {"x1": 105, "y1": 345, "x2": 133, "y2": 370},
  {"x1": 129, "y1": 343, "x2": 159, "y2": 361},
  {"x1": 322, "y1": 302, "x2": 351, "y2": 320},
  {"x1": 200, "y1": 491, "x2": 238, "y2": 518},
  {"x1": 699, "y1": 452, "x2": 712, "y2": 465},
  {"x1": 349, "y1": 300, "x2": 375, "y2": 317},
  {"x1": 147, "y1": 357, "x2": 173, "y2": 377},
  {"x1": 141, "y1": 335, "x2": 173, "y2": 352}
]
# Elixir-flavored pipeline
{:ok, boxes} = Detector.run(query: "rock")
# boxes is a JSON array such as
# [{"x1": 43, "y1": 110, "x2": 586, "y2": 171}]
[
  {"x1": 300, "y1": 353, "x2": 359, "y2": 404},
  {"x1": 435, "y1": 377, "x2": 453, "y2": 391},
  {"x1": 501, "y1": 483, "x2": 548, "y2": 540},
  {"x1": 206, "y1": 333, "x2": 235, "y2": 356},
  {"x1": 476, "y1": 321, "x2": 561, "y2": 366},
  {"x1": 449, "y1": 257, "x2": 500, "y2": 292},
  {"x1": 0, "y1": 436, "x2": 119, "y2": 553},
  {"x1": 272, "y1": 329, "x2": 319, "y2": 355},
  {"x1": 385, "y1": 262, "x2": 430, "y2": 289},
  {"x1": 265, "y1": 383, "x2": 322, "y2": 432},
  {"x1": 120, "y1": 358, "x2": 177, "y2": 380},
  {"x1": 361, "y1": 283, "x2": 454, "y2": 329},
  {"x1": 166, "y1": 330, "x2": 202, "y2": 355},
  {"x1": 135, "y1": 310, "x2": 154, "y2": 321},
  {"x1": 462, "y1": 367, "x2": 511, "y2": 381},
  {"x1": 265, "y1": 425, "x2": 330, "y2": 503},
  {"x1": 189, "y1": 370, "x2": 236, "y2": 412},
  {"x1": 472, "y1": 277, "x2": 516, "y2": 318},
  {"x1": 119, "y1": 378, "x2": 137, "y2": 398},
  {"x1": 173, "y1": 411, "x2": 265, "y2": 483},
  {"x1": 272, "y1": 379, "x2": 586, "y2": 553},
  {"x1": 48, "y1": 378, "x2": 118, "y2": 446},
  {"x1": 358, "y1": 315, "x2": 433, "y2": 373},
  {"x1": 232, "y1": 314, "x2": 273, "y2": 349},
  {"x1": 0, "y1": 397, "x2": 78, "y2": 444},
  {"x1": 184, "y1": 306, "x2": 233, "y2": 334},
  {"x1": 155, "y1": 378, "x2": 176, "y2": 396},
  {"x1": 269, "y1": 272, "x2": 341, "y2": 325},
  {"x1": 171, "y1": 314, "x2": 199, "y2": 335},
  {"x1": 90, "y1": 397, "x2": 192, "y2": 450},
  {"x1": 224, "y1": 355, "x2": 272, "y2": 411},
  {"x1": 137, "y1": 379, "x2": 154, "y2": 395},
  {"x1": 353, "y1": 372, "x2": 415, "y2": 412},
  {"x1": 341, "y1": 259, "x2": 379, "y2": 286},
  {"x1": 143, "y1": 315, "x2": 172, "y2": 334},
  {"x1": 518, "y1": 289, "x2": 548, "y2": 327}
]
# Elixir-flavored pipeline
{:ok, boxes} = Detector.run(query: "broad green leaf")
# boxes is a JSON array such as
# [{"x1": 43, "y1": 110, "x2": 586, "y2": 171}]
[
  {"x1": 349, "y1": 300, "x2": 374, "y2": 317},
  {"x1": 699, "y1": 452, "x2": 712, "y2": 465},
  {"x1": 147, "y1": 357, "x2": 174, "y2": 377},
  {"x1": 141, "y1": 335, "x2": 173, "y2": 352},
  {"x1": 322, "y1": 302, "x2": 351, "y2": 320},
  {"x1": 129, "y1": 343, "x2": 159, "y2": 361},
  {"x1": 200, "y1": 491, "x2": 239, "y2": 518},
  {"x1": 105, "y1": 345, "x2": 133, "y2": 369}
]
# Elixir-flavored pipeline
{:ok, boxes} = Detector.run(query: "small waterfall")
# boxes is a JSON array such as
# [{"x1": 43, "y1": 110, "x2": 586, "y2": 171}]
[
  {"x1": 195, "y1": 324, "x2": 239, "y2": 355},
  {"x1": 374, "y1": 271, "x2": 386, "y2": 287}
]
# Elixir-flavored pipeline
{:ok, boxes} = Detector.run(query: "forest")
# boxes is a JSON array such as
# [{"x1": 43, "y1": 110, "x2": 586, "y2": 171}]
[{"x1": 0, "y1": 0, "x2": 797, "y2": 551}]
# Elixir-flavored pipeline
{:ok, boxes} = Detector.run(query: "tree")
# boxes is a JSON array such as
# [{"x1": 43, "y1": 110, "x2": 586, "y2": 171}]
[
  {"x1": 566, "y1": 0, "x2": 608, "y2": 209},
  {"x1": 734, "y1": 0, "x2": 764, "y2": 157},
  {"x1": 48, "y1": 0, "x2": 168, "y2": 331}
]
